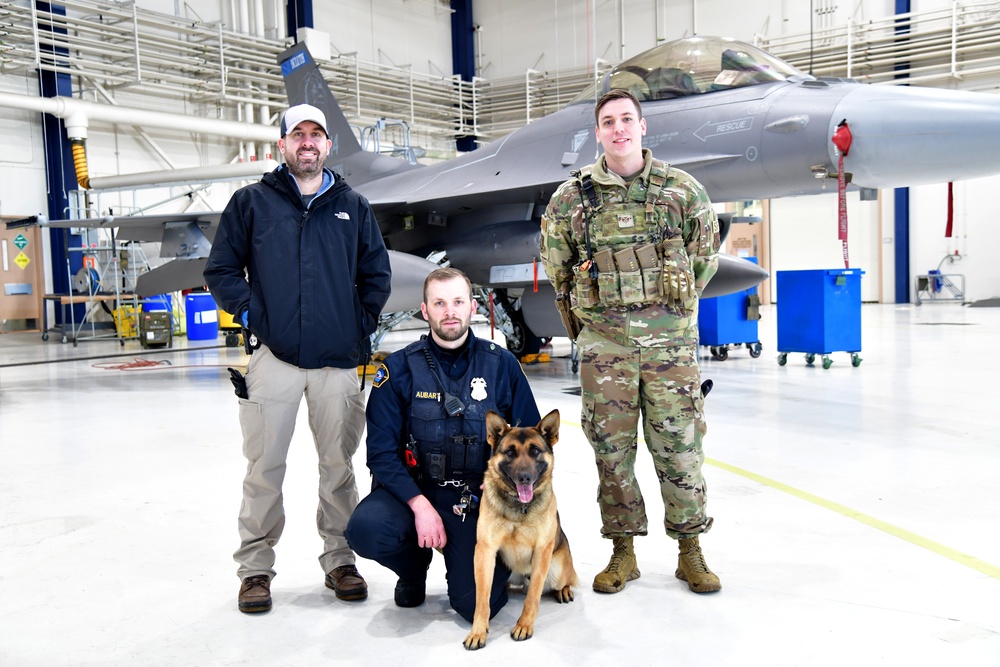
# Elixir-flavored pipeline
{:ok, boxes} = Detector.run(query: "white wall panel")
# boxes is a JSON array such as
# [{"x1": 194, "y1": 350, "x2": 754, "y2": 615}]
[
  {"x1": 0, "y1": 75, "x2": 51, "y2": 220},
  {"x1": 770, "y1": 191, "x2": 881, "y2": 303},
  {"x1": 471, "y1": 0, "x2": 968, "y2": 80},
  {"x1": 312, "y1": 0, "x2": 453, "y2": 76},
  {"x1": 909, "y1": 177, "x2": 999, "y2": 304}
]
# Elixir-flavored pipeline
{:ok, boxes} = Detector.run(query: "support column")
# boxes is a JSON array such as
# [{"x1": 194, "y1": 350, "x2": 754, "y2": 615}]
[
  {"x1": 450, "y1": 0, "x2": 476, "y2": 152},
  {"x1": 894, "y1": 188, "x2": 910, "y2": 304},
  {"x1": 286, "y1": 0, "x2": 313, "y2": 35},
  {"x1": 893, "y1": 0, "x2": 911, "y2": 303},
  {"x1": 37, "y1": 2, "x2": 81, "y2": 315}
]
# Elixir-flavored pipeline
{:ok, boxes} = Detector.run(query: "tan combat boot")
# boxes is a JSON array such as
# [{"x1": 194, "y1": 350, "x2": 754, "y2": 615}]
[
  {"x1": 675, "y1": 536, "x2": 721, "y2": 593},
  {"x1": 593, "y1": 536, "x2": 640, "y2": 593}
]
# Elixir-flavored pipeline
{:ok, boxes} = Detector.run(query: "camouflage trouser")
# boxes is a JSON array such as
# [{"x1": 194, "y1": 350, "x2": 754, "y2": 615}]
[{"x1": 577, "y1": 327, "x2": 713, "y2": 540}]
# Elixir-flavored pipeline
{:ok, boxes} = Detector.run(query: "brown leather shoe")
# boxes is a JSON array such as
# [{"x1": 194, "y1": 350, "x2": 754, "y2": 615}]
[
  {"x1": 325, "y1": 564, "x2": 368, "y2": 601},
  {"x1": 238, "y1": 575, "x2": 272, "y2": 613}
]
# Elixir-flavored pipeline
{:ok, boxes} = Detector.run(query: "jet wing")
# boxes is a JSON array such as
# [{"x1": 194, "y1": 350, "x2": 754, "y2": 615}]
[
  {"x1": 135, "y1": 257, "x2": 209, "y2": 297},
  {"x1": 10, "y1": 211, "x2": 433, "y2": 307},
  {"x1": 114, "y1": 212, "x2": 221, "y2": 244},
  {"x1": 366, "y1": 181, "x2": 567, "y2": 220},
  {"x1": 7, "y1": 212, "x2": 222, "y2": 245}
]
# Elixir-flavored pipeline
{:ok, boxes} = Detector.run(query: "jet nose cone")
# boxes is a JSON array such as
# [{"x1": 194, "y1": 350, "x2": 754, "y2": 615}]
[
  {"x1": 703, "y1": 254, "x2": 769, "y2": 299},
  {"x1": 832, "y1": 85, "x2": 1000, "y2": 188}
]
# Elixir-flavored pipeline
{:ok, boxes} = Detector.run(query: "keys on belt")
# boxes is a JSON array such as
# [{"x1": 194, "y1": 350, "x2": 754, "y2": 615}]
[{"x1": 451, "y1": 484, "x2": 479, "y2": 522}]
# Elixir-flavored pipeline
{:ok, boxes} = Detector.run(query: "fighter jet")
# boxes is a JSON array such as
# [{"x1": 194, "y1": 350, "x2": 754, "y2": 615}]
[
  {"x1": 280, "y1": 35, "x2": 1000, "y2": 353},
  {"x1": 16, "y1": 36, "x2": 1000, "y2": 354}
]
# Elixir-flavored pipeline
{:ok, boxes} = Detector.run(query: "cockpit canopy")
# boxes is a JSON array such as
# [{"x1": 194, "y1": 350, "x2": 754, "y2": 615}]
[{"x1": 573, "y1": 36, "x2": 809, "y2": 105}]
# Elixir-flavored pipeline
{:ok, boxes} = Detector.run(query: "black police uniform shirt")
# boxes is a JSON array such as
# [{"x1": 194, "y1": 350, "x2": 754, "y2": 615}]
[{"x1": 364, "y1": 329, "x2": 541, "y2": 506}]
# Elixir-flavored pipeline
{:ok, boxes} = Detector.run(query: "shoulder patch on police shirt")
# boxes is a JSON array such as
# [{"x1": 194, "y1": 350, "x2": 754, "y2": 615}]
[{"x1": 372, "y1": 363, "x2": 389, "y2": 388}]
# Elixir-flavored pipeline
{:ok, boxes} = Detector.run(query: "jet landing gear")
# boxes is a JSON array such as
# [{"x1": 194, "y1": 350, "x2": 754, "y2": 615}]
[
  {"x1": 506, "y1": 310, "x2": 543, "y2": 357},
  {"x1": 477, "y1": 288, "x2": 544, "y2": 358}
]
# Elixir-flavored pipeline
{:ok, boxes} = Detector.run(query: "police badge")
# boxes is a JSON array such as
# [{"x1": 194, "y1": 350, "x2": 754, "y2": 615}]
[{"x1": 470, "y1": 377, "x2": 488, "y2": 401}]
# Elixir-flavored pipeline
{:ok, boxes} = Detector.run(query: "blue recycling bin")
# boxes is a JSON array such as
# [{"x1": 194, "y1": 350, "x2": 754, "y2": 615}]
[
  {"x1": 776, "y1": 268, "x2": 864, "y2": 368},
  {"x1": 698, "y1": 257, "x2": 761, "y2": 360},
  {"x1": 185, "y1": 292, "x2": 219, "y2": 340}
]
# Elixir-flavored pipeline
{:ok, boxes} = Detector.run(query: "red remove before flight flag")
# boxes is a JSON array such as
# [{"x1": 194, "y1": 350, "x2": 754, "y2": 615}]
[
  {"x1": 946, "y1": 181, "x2": 954, "y2": 237},
  {"x1": 833, "y1": 119, "x2": 853, "y2": 268}
]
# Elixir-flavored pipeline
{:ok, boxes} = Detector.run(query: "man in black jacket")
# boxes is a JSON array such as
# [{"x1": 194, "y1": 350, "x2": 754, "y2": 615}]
[{"x1": 205, "y1": 103, "x2": 391, "y2": 613}]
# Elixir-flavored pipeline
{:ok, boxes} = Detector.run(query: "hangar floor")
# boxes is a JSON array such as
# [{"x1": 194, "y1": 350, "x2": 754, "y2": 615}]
[{"x1": 1, "y1": 303, "x2": 997, "y2": 666}]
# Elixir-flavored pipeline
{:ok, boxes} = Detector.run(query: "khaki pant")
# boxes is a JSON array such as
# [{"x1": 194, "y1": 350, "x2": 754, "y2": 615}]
[{"x1": 234, "y1": 345, "x2": 365, "y2": 579}]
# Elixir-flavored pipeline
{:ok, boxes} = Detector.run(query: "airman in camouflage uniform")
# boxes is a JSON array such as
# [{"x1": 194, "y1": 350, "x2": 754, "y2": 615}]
[{"x1": 540, "y1": 89, "x2": 722, "y2": 595}]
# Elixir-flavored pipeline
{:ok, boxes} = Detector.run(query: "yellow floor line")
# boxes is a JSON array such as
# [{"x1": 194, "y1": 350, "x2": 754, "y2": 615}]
[
  {"x1": 705, "y1": 457, "x2": 1000, "y2": 581},
  {"x1": 559, "y1": 418, "x2": 999, "y2": 580}
]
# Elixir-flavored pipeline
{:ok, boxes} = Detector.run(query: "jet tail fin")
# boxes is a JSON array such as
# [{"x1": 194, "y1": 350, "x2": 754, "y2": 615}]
[
  {"x1": 277, "y1": 43, "x2": 363, "y2": 163},
  {"x1": 276, "y1": 43, "x2": 419, "y2": 186}
]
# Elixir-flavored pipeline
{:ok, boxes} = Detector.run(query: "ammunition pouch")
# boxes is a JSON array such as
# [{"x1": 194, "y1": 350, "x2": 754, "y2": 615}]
[{"x1": 582, "y1": 239, "x2": 696, "y2": 311}]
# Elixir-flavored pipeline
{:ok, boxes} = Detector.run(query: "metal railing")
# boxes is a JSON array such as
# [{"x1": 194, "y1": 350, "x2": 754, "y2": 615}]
[
  {"x1": 757, "y1": 1, "x2": 1000, "y2": 90},
  {"x1": 0, "y1": 0, "x2": 606, "y2": 154},
  {"x1": 2, "y1": 0, "x2": 999, "y2": 160}
]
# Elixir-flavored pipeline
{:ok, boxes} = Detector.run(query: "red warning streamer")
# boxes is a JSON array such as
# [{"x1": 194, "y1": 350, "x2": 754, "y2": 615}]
[
  {"x1": 832, "y1": 119, "x2": 853, "y2": 268},
  {"x1": 945, "y1": 181, "x2": 954, "y2": 237},
  {"x1": 488, "y1": 290, "x2": 495, "y2": 340}
]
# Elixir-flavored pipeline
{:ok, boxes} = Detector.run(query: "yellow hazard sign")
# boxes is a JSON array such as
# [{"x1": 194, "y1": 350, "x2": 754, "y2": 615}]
[{"x1": 14, "y1": 252, "x2": 30, "y2": 269}]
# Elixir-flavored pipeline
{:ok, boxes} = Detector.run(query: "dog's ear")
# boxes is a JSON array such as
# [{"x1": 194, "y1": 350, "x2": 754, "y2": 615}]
[
  {"x1": 485, "y1": 410, "x2": 510, "y2": 449},
  {"x1": 538, "y1": 409, "x2": 560, "y2": 447}
]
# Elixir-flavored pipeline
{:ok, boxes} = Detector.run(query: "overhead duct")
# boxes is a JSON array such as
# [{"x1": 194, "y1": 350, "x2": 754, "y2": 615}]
[
  {"x1": 87, "y1": 160, "x2": 280, "y2": 191},
  {"x1": 0, "y1": 90, "x2": 280, "y2": 191},
  {"x1": 0, "y1": 91, "x2": 278, "y2": 143}
]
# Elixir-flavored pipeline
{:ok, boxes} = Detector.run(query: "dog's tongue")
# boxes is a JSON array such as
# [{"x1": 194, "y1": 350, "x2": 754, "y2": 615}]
[{"x1": 516, "y1": 484, "x2": 534, "y2": 503}]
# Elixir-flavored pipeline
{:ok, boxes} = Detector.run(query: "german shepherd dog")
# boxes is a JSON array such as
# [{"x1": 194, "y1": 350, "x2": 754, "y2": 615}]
[{"x1": 462, "y1": 409, "x2": 578, "y2": 650}]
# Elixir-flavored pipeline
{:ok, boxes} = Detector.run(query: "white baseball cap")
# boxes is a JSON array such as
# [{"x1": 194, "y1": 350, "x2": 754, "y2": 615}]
[{"x1": 280, "y1": 104, "x2": 329, "y2": 137}]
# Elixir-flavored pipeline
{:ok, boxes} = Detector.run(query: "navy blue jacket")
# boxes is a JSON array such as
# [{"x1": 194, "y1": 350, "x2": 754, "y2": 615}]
[
  {"x1": 366, "y1": 331, "x2": 541, "y2": 505},
  {"x1": 204, "y1": 165, "x2": 391, "y2": 369}
]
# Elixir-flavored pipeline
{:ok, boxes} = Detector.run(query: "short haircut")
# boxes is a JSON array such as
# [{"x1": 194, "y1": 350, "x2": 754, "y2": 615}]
[
  {"x1": 594, "y1": 89, "x2": 643, "y2": 124},
  {"x1": 422, "y1": 267, "x2": 473, "y2": 303}
]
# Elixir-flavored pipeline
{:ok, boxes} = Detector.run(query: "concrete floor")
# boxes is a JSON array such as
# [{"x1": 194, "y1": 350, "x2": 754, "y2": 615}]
[{"x1": 1, "y1": 303, "x2": 998, "y2": 666}]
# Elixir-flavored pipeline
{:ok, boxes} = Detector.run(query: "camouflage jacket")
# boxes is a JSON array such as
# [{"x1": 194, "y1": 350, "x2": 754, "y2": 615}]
[{"x1": 540, "y1": 149, "x2": 720, "y2": 347}]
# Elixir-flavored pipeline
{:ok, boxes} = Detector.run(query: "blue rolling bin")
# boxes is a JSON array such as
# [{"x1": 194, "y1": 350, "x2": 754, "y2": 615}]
[
  {"x1": 698, "y1": 257, "x2": 762, "y2": 361},
  {"x1": 776, "y1": 268, "x2": 864, "y2": 369}
]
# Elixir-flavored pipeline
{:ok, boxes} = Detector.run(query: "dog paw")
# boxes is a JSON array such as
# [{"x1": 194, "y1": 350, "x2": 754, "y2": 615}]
[
  {"x1": 555, "y1": 585, "x2": 575, "y2": 603},
  {"x1": 510, "y1": 623, "x2": 534, "y2": 642},
  {"x1": 463, "y1": 631, "x2": 488, "y2": 650}
]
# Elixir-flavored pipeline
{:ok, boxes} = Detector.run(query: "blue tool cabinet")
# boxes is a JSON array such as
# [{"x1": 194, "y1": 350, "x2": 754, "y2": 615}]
[{"x1": 776, "y1": 268, "x2": 864, "y2": 369}]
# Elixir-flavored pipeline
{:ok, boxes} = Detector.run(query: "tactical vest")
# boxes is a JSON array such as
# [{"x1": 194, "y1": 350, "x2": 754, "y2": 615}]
[
  {"x1": 571, "y1": 161, "x2": 697, "y2": 311},
  {"x1": 404, "y1": 338, "x2": 502, "y2": 482}
]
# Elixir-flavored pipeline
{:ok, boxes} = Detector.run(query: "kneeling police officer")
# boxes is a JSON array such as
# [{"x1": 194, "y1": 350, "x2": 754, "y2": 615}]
[{"x1": 346, "y1": 268, "x2": 540, "y2": 622}]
